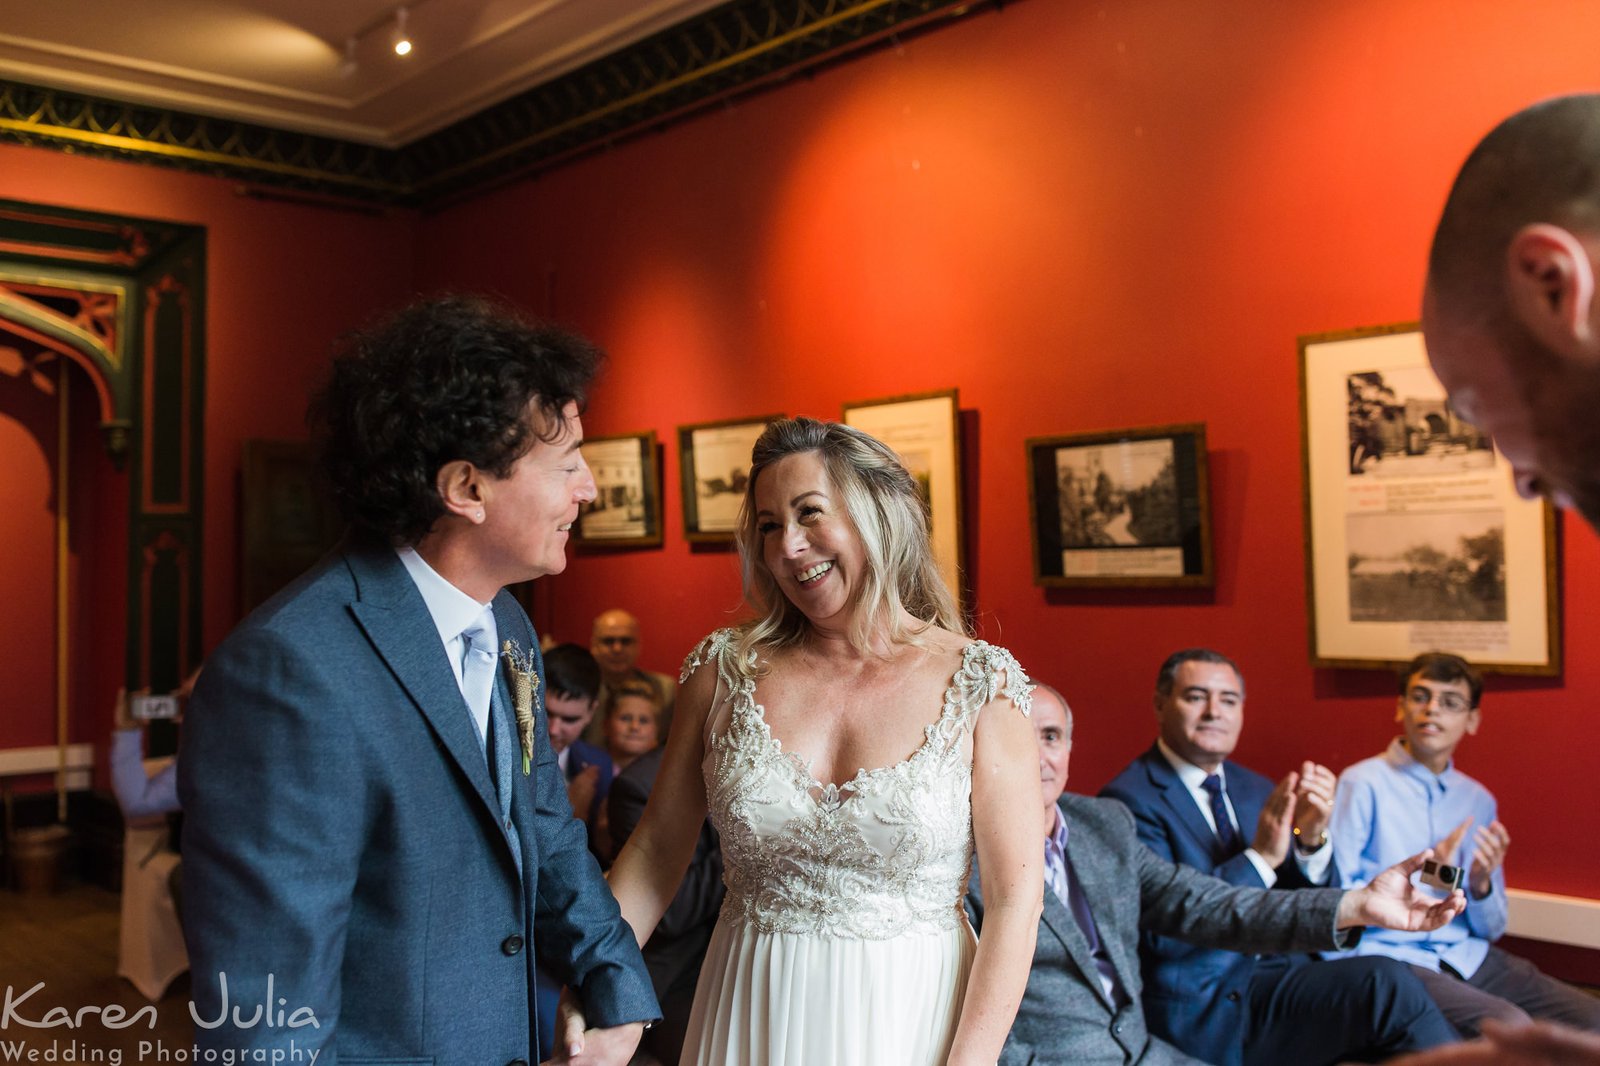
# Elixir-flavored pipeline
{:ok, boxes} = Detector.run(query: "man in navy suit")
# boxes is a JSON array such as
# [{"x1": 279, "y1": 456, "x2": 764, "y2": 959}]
[
  {"x1": 1100, "y1": 648, "x2": 1456, "y2": 1065},
  {"x1": 180, "y1": 296, "x2": 658, "y2": 1065},
  {"x1": 541, "y1": 642, "x2": 615, "y2": 854}
]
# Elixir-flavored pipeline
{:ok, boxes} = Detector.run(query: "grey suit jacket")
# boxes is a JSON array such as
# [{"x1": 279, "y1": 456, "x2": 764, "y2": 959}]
[
  {"x1": 179, "y1": 545, "x2": 658, "y2": 1065},
  {"x1": 968, "y1": 793, "x2": 1352, "y2": 1066}
]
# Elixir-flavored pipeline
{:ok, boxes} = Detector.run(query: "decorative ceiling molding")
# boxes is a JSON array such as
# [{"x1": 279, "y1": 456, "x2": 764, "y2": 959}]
[{"x1": 0, "y1": 0, "x2": 997, "y2": 208}]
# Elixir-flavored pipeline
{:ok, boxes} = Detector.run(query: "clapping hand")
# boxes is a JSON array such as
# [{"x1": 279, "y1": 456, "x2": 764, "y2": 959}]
[
  {"x1": 540, "y1": 986, "x2": 645, "y2": 1066},
  {"x1": 1336, "y1": 849, "x2": 1466, "y2": 932},
  {"x1": 1251, "y1": 771, "x2": 1300, "y2": 867},
  {"x1": 1291, "y1": 761, "x2": 1336, "y2": 844},
  {"x1": 1470, "y1": 821, "x2": 1510, "y2": 899}
]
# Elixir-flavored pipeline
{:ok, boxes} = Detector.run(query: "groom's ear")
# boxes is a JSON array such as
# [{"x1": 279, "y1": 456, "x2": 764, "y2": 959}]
[{"x1": 436, "y1": 460, "x2": 487, "y2": 520}]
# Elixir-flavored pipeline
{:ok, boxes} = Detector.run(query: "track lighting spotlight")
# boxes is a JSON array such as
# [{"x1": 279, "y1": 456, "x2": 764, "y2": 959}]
[{"x1": 393, "y1": 6, "x2": 413, "y2": 57}]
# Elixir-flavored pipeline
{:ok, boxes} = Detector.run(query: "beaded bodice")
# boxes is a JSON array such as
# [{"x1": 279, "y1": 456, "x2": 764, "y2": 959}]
[{"x1": 681, "y1": 630, "x2": 1031, "y2": 940}]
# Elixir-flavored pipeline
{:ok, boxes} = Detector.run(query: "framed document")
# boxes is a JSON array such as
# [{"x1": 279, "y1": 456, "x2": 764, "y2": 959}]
[
  {"x1": 678, "y1": 415, "x2": 783, "y2": 544},
  {"x1": 1026, "y1": 423, "x2": 1213, "y2": 588},
  {"x1": 575, "y1": 431, "x2": 662, "y2": 548},
  {"x1": 1299, "y1": 324, "x2": 1559, "y2": 674},
  {"x1": 842, "y1": 389, "x2": 965, "y2": 605}
]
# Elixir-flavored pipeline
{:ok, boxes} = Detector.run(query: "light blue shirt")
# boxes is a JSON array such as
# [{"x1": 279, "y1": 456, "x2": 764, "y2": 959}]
[
  {"x1": 110, "y1": 728, "x2": 180, "y2": 819},
  {"x1": 1329, "y1": 737, "x2": 1507, "y2": 978},
  {"x1": 396, "y1": 545, "x2": 497, "y2": 751}
]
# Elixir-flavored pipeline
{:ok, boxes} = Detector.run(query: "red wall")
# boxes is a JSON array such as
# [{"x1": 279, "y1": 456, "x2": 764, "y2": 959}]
[
  {"x1": 1, "y1": 0, "x2": 1594, "y2": 910},
  {"x1": 0, "y1": 146, "x2": 419, "y2": 769},
  {"x1": 417, "y1": 0, "x2": 1600, "y2": 901}
]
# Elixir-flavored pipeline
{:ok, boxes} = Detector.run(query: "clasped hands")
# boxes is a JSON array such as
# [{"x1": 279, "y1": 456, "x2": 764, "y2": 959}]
[
  {"x1": 539, "y1": 988, "x2": 645, "y2": 1066},
  {"x1": 1252, "y1": 760, "x2": 1337, "y2": 867}
]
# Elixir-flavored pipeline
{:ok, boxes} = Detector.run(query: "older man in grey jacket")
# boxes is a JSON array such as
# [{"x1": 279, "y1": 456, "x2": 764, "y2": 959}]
[{"x1": 968, "y1": 683, "x2": 1466, "y2": 1066}]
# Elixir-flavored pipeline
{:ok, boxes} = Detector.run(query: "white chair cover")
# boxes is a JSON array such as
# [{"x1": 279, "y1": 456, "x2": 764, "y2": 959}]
[{"x1": 116, "y1": 758, "x2": 188, "y2": 1000}]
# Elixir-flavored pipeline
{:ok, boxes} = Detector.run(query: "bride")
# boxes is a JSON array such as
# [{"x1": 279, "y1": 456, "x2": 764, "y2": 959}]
[{"x1": 594, "y1": 417, "x2": 1042, "y2": 1066}]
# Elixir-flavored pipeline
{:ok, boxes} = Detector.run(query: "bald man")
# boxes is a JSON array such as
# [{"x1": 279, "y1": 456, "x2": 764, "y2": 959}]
[
  {"x1": 586, "y1": 609, "x2": 676, "y2": 743},
  {"x1": 1423, "y1": 93, "x2": 1600, "y2": 534}
]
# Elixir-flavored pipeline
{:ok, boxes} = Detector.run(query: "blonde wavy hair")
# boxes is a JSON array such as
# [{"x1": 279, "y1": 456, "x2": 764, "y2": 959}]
[{"x1": 732, "y1": 418, "x2": 964, "y2": 670}]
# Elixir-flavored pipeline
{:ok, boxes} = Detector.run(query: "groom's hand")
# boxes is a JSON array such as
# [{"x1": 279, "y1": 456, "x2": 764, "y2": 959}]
[
  {"x1": 1335, "y1": 848, "x2": 1466, "y2": 932},
  {"x1": 540, "y1": 988, "x2": 646, "y2": 1066}
]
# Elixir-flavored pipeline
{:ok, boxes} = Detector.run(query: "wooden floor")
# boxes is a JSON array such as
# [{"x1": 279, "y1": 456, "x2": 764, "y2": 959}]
[{"x1": 0, "y1": 880, "x2": 193, "y2": 1058}]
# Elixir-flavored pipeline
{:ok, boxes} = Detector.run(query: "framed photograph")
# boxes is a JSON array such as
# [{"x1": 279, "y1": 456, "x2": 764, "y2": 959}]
[
  {"x1": 1026, "y1": 423, "x2": 1213, "y2": 588},
  {"x1": 678, "y1": 415, "x2": 783, "y2": 543},
  {"x1": 575, "y1": 431, "x2": 662, "y2": 548},
  {"x1": 1300, "y1": 324, "x2": 1560, "y2": 674},
  {"x1": 842, "y1": 390, "x2": 965, "y2": 604}
]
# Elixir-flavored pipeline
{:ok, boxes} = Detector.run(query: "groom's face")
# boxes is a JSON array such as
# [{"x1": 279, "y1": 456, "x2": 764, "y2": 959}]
[{"x1": 477, "y1": 401, "x2": 597, "y2": 582}]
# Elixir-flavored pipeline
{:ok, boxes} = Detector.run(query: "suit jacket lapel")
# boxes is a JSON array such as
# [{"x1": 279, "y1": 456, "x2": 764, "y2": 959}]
[
  {"x1": 346, "y1": 547, "x2": 502, "y2": 825},
  {"x1": 492, "y1": 593, "x2": 542, "y2": 875},
  {"x1": 1064, "y1": 826, "x2": 1140, "y2": 998},
  {"x1": 1225, "y1": 759, "x2": 1266, "y2": 839},
  {"x1": 1143, "y1": 745, "x2": 1226, "y2": 863},
  {"x1": 1040, "y1": 889, "x2": 1108, "y2": 1008}
]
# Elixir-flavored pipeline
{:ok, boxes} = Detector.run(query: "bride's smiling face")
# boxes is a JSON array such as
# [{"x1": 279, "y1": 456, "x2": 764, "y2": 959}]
[{"x1": 755, "y1": 451, "x2": 867, "y2": 630}]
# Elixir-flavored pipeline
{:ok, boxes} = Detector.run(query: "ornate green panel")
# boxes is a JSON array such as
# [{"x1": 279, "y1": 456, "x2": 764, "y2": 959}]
[{"x1": 0, "y1": 199, "x2": 206, "y2": 759}]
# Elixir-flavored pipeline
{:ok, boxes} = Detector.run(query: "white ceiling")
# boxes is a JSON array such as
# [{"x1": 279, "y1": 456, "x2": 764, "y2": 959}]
[{"x1": 0, "y1": 0, "x2": 730, "y2": 148}]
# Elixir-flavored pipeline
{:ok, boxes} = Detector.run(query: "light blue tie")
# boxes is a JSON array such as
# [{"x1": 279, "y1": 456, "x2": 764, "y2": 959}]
[{"x1": 460, "y1": 612, "x2": 496, "y2": 764}]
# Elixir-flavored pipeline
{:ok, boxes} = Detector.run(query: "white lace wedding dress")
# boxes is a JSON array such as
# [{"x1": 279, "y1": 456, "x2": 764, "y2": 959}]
[{"x1": 677, "y1": 629, "x2": 1032, "y2": 1066}]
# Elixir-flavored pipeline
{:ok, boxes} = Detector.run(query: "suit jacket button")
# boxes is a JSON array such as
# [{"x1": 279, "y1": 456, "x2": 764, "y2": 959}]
[
  {"x1": 509, "y1": 1059, "x2": 528, "y2": 1066},
  {"x1": 1227, "y1": 991, "x2": 1241, "y2": 1002},
  {"x1": 1113, "y1": 1023, "x2": 1123, "y2": 1034},
  {"x1": 502, "y1": 935, "x2": 524, "y2": 955}
]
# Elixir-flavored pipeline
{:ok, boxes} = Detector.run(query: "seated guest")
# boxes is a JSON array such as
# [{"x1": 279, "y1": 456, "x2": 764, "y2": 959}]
[
  {"x1": 589, "y1": 608, "x2": 677, "y2": 740},
  {"x1": 969, "y1": 681, "x2": 1467, "y2": 1066},
  {"x1": 541, "y1": 642, "x2": 614, "y2": 852},
  {"x1": 608, "y1": 744, "x2": 724, "y2": 1065},
  {"x1": 1100, "y1": 648, "x2": 1454, "y2": 1064},
  {"x1": 603, "y1": 679, "x2": 661, "y2": 774},
  {"x1": 1331, "y1": 652, "x2": 1600, "y2": 1038}
]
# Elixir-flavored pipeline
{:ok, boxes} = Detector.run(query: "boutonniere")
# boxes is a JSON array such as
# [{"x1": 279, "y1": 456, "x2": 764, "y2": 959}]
[{"x1": 501, "y1": 639, "x2": 539, "y2": 775}]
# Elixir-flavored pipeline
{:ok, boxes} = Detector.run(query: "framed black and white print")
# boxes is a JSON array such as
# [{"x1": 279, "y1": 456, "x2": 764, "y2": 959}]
[
  {"x1": 1027, "y1": 423, "x2": 1213, "y2": 588},
  {"x1": 1299, "y1": 324, "x2": 1559, "y2": 674},
  {"x1": 678, "y1": 415, "x2": 783, "y2": 544},
  {"x1": 575, "y1": 431, "x2": 662, "y2": 548}
]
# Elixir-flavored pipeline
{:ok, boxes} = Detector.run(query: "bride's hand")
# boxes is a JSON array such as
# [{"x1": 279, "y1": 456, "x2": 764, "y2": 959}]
[
  {"x1": 539, "y1": 988, "x2": 645, "y2": 1066},
  {"x1": 539, "y1": 988, "x2": 587, "y2": 1064}
]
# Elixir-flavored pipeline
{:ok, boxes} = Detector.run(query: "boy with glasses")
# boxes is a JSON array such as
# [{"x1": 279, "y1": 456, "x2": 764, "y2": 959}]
[{"x1": 1330, "y1": 652, "x2": 1600, "y2": 1037}]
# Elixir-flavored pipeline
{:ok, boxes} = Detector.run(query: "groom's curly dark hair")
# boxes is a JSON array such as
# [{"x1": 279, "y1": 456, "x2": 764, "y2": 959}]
[{"x1": 311, "y1": 293, "x2": 602, "y2": 546}]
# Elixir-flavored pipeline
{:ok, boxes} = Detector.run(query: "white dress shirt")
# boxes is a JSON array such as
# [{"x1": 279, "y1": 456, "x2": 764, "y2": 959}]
[{"x1": 396, "y1": 545, "x2": 498, "y2": 751}]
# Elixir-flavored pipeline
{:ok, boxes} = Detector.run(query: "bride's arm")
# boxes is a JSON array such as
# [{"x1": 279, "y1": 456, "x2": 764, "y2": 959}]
[
  {"x1": 606, "y1": 657, "x2": 715, "y2": 947},
  {"x1": 948, "y1": 680, "x2": 1044, "y2": 1066}
]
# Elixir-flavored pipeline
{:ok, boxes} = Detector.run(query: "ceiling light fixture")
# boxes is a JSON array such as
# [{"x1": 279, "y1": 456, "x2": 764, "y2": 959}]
[
  {"x1": 337, "y1": 36, "x2": 359, "y2": 77},
  {"x1": 392, "y1": 6, "x2": 413, "y2": 57}
]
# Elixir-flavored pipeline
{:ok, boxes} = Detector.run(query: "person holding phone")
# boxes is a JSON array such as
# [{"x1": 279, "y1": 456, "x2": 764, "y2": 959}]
[{"x1": 110, "y1": 667, "x2": 199, "y2": 820}]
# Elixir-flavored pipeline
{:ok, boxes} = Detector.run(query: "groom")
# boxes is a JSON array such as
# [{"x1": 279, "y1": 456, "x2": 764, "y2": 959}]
[{"x1": 179, "y1": 296, "x2": 658, "y2": 1064}]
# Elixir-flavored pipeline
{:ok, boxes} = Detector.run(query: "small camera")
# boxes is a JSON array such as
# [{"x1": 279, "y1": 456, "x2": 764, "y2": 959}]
[
  {"x1": 1420, "y1": 859, "x2": 1465, "y2": 894},
  {"x1": 130, "y1": 694, "x2": 180, "y2": 720}
]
